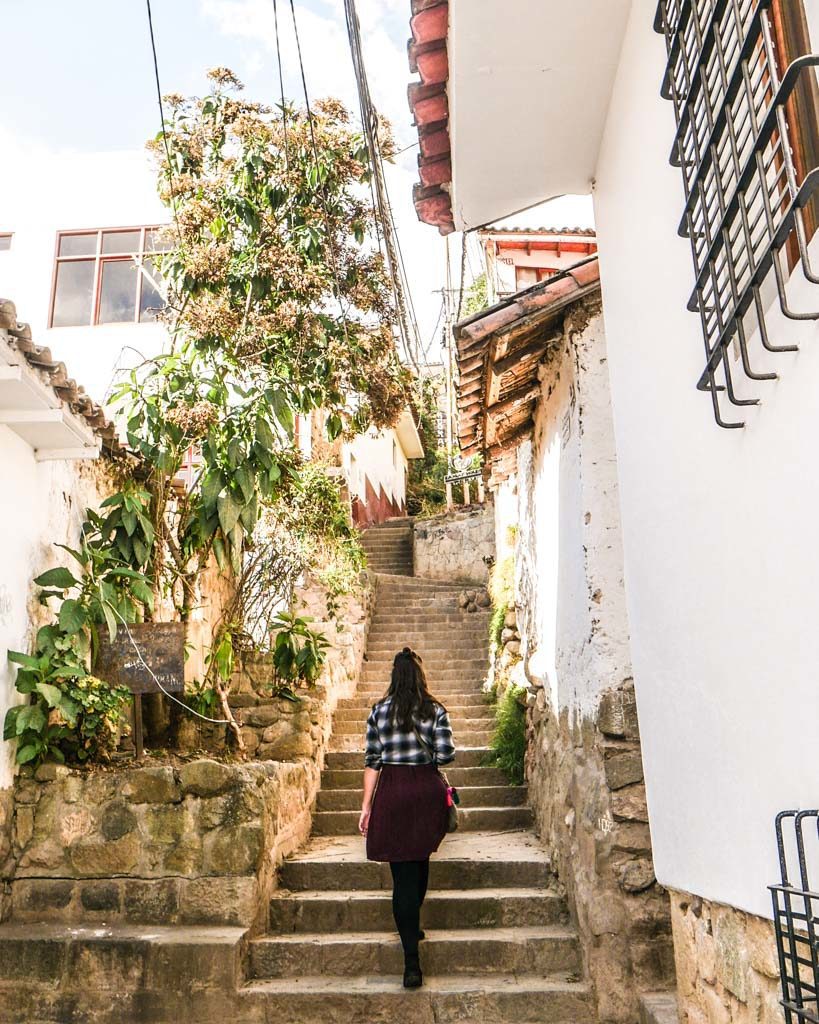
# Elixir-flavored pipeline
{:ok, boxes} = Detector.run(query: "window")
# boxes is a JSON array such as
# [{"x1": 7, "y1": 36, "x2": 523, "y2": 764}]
[
  {"x1": 655, "y1": 0, "x2": 819, "y2": 428},
  {"x1": 50, "y1": 227, "x2": 170, "y2": 328},
  {"x1": 0, "y1": 234, "x2": 12, "y2": 251}
]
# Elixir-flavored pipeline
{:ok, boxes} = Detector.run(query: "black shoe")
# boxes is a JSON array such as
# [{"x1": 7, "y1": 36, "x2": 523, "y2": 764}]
[{"x1": 403, "y1": 957, "x2": 423, "y2": 989}]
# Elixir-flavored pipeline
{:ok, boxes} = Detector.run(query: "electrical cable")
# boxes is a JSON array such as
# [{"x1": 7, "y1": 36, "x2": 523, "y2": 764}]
[
  {"x1": 342, "y1": 0, "x2": 424, "y2": 371},
  {"x1": 144, "y1": 0, "x2": 181, "y2": 240},
  {"x1": 272, "y1": 0, "x2": 291, "y2": 172},
  {"x1": 287, "y1": 0, "x2": 352, "y2": 349}
]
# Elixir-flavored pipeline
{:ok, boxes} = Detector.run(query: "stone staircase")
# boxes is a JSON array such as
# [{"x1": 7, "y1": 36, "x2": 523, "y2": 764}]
[
  {"x1": 359, "y1": 517, "x2": 414, "y2": 575},
  {"x1": 241, "y1": 573, "x2": 594, "y2": 1023},
  {"x1": 0, "y1": 570, "x2": 594, "y2": 1024}
]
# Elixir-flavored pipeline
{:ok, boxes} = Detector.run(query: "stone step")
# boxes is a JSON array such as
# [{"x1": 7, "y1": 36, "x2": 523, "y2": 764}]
[
  {"x1": 320, "y1": 765, "x2": 508, "y2": 790},
  {"x1": 329, "y1": 730, "x2": 493, "y2": 753},
  {"x1": 361, "y1": 657, "x2": 488, "y2": 670},
  {"x1": 316, "y1": 786, "x2": 526, "y2": 811},
  {"x1": 311, "y1": 805, "x2": 530, "y2": 835},
  {"x1": 0, "y1": 922, "x2": 245, "y2": 989},
  {"x1": 338, "y1": 695, "x2": 491, "y2": 711},
  {"x1": 325, "y1": 748, "x2": 490, "y2": 770},
  {"x1": 331, "y1": 716, "x2": 493, "y2": 735},
  {"x1": 279, "y1": 832, "x2": 551, "y2": 891},
  {"x1": 365, "y1": 645, "x2": 487, "y2": 657},
  {"x1": 239, "y1": 973, "x2": 592, "y2": 1024},
  {"x1": 333, "y1": 705, "x2": 494, "y2": 722},
  {"x1": 269, "y1": 886, "x2": 563, "y2": 932},
  {"x1": 248, "y1": 925, "x2": 580, "y2": 979}
]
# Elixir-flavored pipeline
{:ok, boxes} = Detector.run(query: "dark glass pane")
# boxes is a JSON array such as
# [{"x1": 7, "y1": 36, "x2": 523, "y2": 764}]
[
  {"x1": 58, "y1": 232, "x2": 97, "y2": 257},
  {"x1": 0, "y1": 235, "x2": 12, "y2": 251},
  {"x1": 98, "y1": 260, "x2": 137, "y2": 323},
  {"x1": 145, "y1": 227, "x2": 172, "y2": 252},
  {"x1": 138, "y1": 259, "x2": 165, "y2": 322},
  {"x1": 102, "y1": 230, "x2": 141, "y2": 255},
  {"x1": 52, "y1": 261, "x2": 95, "y2": 327}
]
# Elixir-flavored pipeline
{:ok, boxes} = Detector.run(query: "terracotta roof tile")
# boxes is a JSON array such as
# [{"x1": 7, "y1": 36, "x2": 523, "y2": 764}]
[
  {"x1": 452, "y1": 257, "x2": 602, "y2": 472},
  {"x1": 0, "y1": 298, "x2": 128, "y2": 459},
  {"x1": 406, "y1": 0, "x2": 454, "y2": 235}
]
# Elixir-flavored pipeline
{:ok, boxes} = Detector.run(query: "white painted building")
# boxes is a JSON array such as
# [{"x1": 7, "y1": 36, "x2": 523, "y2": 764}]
[
  {"x1": 408, "y1": 1, "x2": 819, "y2": 1022},
  {"x1": 0, "y1": 148, "x2": 421, "y2": 522}
]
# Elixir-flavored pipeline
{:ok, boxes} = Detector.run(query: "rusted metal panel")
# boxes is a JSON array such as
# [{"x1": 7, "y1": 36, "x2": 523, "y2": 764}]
[{"x1": 96, "y1": 622, "x2": 185, "y2": 696}]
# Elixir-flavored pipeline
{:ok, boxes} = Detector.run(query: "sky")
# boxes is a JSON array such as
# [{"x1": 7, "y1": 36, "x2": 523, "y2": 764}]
[{"x1": 0, "y1": 0, "x2": 593, "y2": 357}]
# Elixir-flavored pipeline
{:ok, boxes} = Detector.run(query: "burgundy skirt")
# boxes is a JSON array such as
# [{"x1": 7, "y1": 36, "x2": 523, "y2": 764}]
[{"x1": 366, "y1": 763, "x2": 449, "y2": 863}]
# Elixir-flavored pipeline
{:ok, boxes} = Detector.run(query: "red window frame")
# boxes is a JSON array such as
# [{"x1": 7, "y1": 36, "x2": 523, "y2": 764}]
[{"x1": 48, "y1": 226, "x2": 169, "y2": 328}]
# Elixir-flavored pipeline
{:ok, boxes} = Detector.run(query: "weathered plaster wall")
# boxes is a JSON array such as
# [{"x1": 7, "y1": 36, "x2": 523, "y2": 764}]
[
  {"x1": 670, "y1": 891, "x2": 782, "y2": 1024},
  {"x1": 510, "y1": 299, "x2": 674, "y2": 1023},
  {"x1": 0, "y1": 426, "x2": 120, "y2": 914},
  {"x1": 413, "y1": 505, "x2": 495, "y2": 582}
]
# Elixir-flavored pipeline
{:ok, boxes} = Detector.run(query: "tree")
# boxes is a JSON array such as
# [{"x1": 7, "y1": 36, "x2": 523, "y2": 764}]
[{"x1": 115, "y1": 69, "x2": 411, "y2": 608}]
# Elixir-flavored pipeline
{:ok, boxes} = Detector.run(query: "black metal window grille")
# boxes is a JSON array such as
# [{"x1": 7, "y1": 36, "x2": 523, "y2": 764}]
[
  {"x1": 771, "y1": 811, "x2": 819, "y2": 1024},
  {"x1": 654, "y1": 1, "x2": 819, "y2": 427}
]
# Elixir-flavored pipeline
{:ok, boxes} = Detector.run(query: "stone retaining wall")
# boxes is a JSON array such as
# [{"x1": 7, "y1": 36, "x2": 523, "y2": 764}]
[
  {"x1": 174, "y1": 572, "x2": 374, "y2": 760},
  {"x1": 1, "y1": 573, "x2": 375, "y2": 930},
  {"x1": 4, "y1": 758, "x2": 315, "y2": 930},
  {"x1": 526, "y1": 679, "x2": 676, "y2": 1023},
  {"x1": 670, "y1": 891, "x2": 782, "y2": 1024},
  {"x1": 413, "y1": 506, "x2": 495, "y2": 583}
]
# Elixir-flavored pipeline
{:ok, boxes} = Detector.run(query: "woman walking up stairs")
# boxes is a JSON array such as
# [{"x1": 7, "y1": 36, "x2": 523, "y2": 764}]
[{"x1": 241, "y1": 569, "x2": 594, "y2": 1024}]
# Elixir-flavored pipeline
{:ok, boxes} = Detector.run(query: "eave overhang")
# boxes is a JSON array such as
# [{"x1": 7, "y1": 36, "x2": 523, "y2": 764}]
[
  {"x1": 454, "y1": 256, "x2": 601, "y2": 481},
  {"x1": 0, "y1": 299, "x2": 125, "y2": 461},
  {"x1": 407, "y1": 0, "x2": 632, "y2": 233},
  {"x1": 395, "y1": 405, "x2": 425, "y2": 460}
]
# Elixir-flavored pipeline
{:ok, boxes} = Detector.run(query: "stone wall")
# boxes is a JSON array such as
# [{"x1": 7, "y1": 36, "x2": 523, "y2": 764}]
[
  {"x1": 413, "y1": 505, "x2": 495, "y2": 583},
  {"x1": 175, "y1": 571, "x2": 374, "y2": 761},
  {"x1": 499, "y1": 298, "x2": 675, "y2": 1023},
  {"x1": 670, "y1": 891, "x2": 782, "y2": 1024},
  {"x1": 3, "y1": 757, "x2": 315, "y2": 930},
  {"x1": 1, "y1": 573, "x2": 375, "y2": 931}
]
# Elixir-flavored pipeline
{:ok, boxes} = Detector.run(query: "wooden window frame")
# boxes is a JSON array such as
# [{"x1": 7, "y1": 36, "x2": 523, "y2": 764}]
[
  {"x1": 48, "y1": 225, "x2": 168, "y2": 329},
  {"x1": 771, "y1": 0, "x2": 819, "y2": 249}
]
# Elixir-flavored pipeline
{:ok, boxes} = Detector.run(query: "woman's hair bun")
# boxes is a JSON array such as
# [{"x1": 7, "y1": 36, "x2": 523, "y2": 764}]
[{"x1": 401, "y1": 646, "x2": 412, "y2": 656}]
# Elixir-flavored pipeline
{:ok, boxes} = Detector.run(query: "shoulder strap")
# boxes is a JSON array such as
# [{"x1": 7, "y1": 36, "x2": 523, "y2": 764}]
[{"x1": 411, "y1": 719, "x2": 436, "y2": 764}]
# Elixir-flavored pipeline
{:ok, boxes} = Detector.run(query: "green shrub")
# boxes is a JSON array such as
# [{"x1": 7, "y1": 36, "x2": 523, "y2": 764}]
[
  {"x1": 485, "y1": 685, "x2": 526, "y2": 785},
  {"x1": 489, "y1": 601, "x2": 508, "y2": 651}
]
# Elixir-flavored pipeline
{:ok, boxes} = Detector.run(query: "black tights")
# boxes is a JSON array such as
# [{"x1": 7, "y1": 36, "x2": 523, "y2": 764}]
[{"x1": 389, "y1": 859, "x2": 430, "y2": 962}]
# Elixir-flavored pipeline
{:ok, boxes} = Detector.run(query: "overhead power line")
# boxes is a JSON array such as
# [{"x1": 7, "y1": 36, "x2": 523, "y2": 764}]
[{"x1": 342, "y1": 0, "x2": 424, "y2": 371}]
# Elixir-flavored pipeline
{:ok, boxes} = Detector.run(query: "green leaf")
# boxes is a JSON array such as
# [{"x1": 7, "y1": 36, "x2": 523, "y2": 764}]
[
  {"x1": 16, "y1": 744, "x2": 40, "y2": 765},
  {"x1": 35, "y1": 683, "x2": 63, "y2": 708},
  {"x1": 122, "y1": 510, "x2": 138, "y2": 536},
  {"x1": 212, "y1": 535, "x2": 227, "y2": 572},
  {"x1": 217, "y1": 489, "x2": 241, "y2": 536},
  {"x1": 59, "y1": 599, "x2": 88, "y2": 635},
  {"x1": 3, "y1": 705, "x2": 22, "y2": 740},
  {"x1": 102, "y1": 602, "x2": 118, "y2": 642},
  {"x1": 235, "y1": 464, "x2": 255, "y2": 504},
  {"x1": 255, "y1": 416, "x2": 276, "y2": 450},
  {"x1": 17, "y1": 704, "x2": 46, "y2": 736},
  {"x1": 34, "y1": 567, "x2": 78, "y2": 590},
  {"x1": 8, "y1": 651, "x2": 40, "y2": 670},
  {"x1": 131, "y1": 579, "x2": 155, "y2": 609}
]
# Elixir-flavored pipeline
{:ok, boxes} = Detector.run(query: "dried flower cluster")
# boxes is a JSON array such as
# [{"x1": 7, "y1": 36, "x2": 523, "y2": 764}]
[{"x1": 146, "y1": 70, "x2": 411, "y2": 430}]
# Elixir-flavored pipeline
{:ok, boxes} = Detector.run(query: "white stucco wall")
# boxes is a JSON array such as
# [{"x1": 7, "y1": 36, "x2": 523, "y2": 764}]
[
  {"x1": 0, "y1": 150, "x2": 168, "y2": 405},
  {"x1": 592, "y1": 0, "x2": 819, "y2": 918},
  {"x1": 514, "y1": 311, "x2": 632, "y2": 718},
  {"x1": 343, "y1": 426, "x2": 408, "y2": 509},
  {"x1": 0, "y1": 427, "x2": 114, "y2": 790}
]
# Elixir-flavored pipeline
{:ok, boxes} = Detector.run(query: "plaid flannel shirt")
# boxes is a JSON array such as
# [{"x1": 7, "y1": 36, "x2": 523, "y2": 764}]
[{"x1": 364, "y1": 697, "x2": 455, "y2": 770}]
